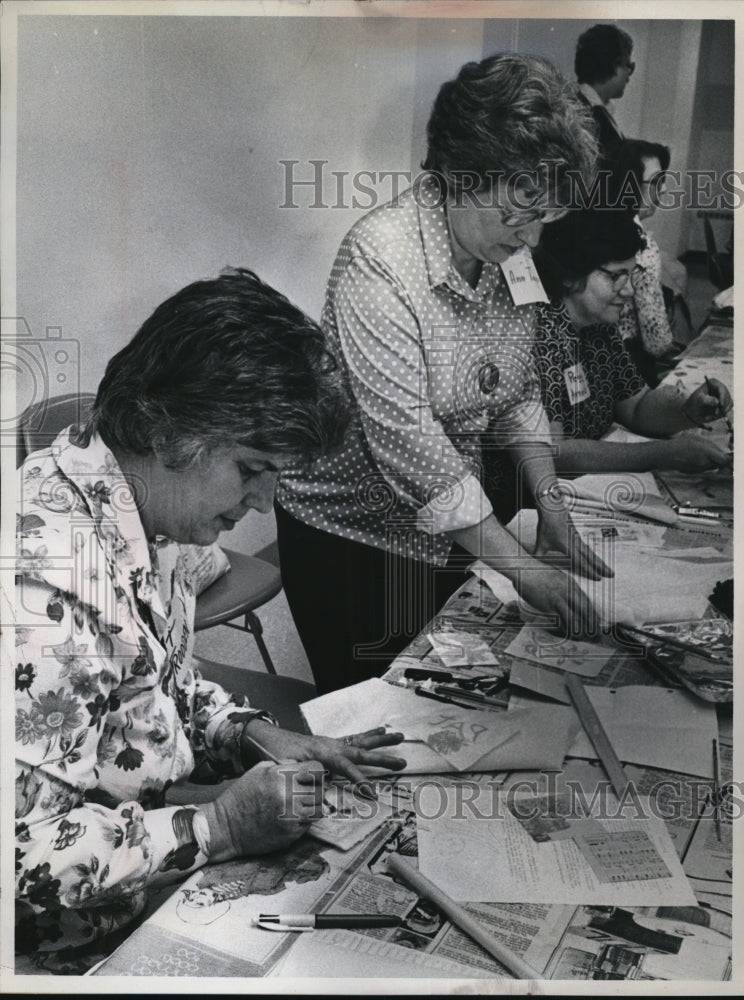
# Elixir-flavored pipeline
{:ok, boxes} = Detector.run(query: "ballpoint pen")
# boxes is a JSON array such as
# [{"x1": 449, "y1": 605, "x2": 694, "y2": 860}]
[{"x1": 254, "y1": 913, "x2": 402, "y2": 931}]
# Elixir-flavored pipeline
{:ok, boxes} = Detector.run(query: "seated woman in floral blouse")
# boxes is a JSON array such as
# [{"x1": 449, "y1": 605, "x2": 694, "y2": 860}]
[
  {"x1": 15, "y1": 268, "x2": 406, "y2": 973},
  {"x1": 611, "y1": 139, "x2": 683, "y2": 385},
  {"x1": 531, "y1": 209, "x2": 732, "y2": 474}
]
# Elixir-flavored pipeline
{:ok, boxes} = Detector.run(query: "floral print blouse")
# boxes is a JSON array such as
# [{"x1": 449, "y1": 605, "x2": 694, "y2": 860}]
[
  {"x1": 617, "y1": 226, "x2": 674, "y2": 358},
  {"x1": 15, "y1": 428, "x2": 270, "y2": 968}
]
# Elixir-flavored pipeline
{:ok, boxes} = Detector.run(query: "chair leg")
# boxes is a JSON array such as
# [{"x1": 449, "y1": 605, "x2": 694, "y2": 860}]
[{"x1": 244, "y1": 610, "x2": 278, "y2": 675}]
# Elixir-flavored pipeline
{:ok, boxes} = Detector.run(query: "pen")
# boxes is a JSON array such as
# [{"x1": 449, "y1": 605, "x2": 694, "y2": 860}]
[
  {"x1": 242, "y1": 735, "x2": 378, "y2": 801},
  {"x1": 404, "y1": 667, "x2": 455, "y2": 682},
  {"x1": 255, "y1": 913, "x2": 402, "y2": 932},
  {"x1": 712, "y1": 738, "x2": 722, "y2": 842},
  {"x1": 433, "y1": 684, "x2": 507, "y2": 708},
  {"x1": 414, "y1": 687, "x2": 477, "y2": 710}
]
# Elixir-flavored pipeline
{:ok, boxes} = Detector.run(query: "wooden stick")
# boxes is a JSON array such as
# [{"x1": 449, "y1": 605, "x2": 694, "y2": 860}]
[
  {"x1": 386, "y1": 854, "x2": 541, "y2": 980},
  {"x1": 564, "y1": 675, "x2": 629, "y2": 799}
]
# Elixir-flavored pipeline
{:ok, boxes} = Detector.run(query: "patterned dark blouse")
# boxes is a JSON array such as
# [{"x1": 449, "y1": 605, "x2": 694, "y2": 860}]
[{"x1": 532, "y1": 301, "x2": 646, "y2": 440}]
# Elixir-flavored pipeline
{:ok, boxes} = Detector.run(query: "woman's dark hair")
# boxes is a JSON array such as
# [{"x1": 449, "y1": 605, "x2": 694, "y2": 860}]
[
  {"x1": 607, "y1": 138, "x2": 671, "y2": 210},
  {"x1": 575, "y1": 24, "x2": 634, "y2": 85},
  {"x1": 86, "y1": 267, "x2": 349, "y2": 468},
  {"x1": 422, "y1": 52, "x2": 597, "y2": 203},
  {"x1": 535, "y1": 209, "x2": 646, "y2": 298}
]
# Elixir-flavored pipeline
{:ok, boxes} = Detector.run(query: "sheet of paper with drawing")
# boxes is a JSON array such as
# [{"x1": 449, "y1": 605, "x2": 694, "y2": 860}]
[
  {"x1": 504, "y1": 626, "x2": 614, "y2": 677},
  {"x1": 415, "y1": 786, "x2": 696, "y2": 906},
  {"x1": 301, "y1": 678, "x2": 577, "y2": 773}
]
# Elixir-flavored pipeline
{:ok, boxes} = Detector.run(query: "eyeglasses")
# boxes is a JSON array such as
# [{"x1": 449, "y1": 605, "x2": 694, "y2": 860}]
[
  {"x1": 501, "y1": 205, "x2": 569, "y2": 229},
  {"x1": 622, "y1": 60, "x2": 636, "y2": 75},
  {"x1": 596, "y1": 264, "x2": 644, "y2": 289}
]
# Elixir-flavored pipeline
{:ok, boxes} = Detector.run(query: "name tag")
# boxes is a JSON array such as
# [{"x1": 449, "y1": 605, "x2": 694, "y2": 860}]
[
  {"x1": 564, "y1": 362, "x2": 591, "y2": 404},
  {"x1": 500, "y1": 250, "x2": 549, "y2": 305}
]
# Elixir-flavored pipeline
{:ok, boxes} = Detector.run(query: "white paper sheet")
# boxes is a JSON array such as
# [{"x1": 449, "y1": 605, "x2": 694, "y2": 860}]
[
  {"x1": 301, "y1": 678, "x2": 577, "y2": 773},
  {"x1": 504, "y1": 626, "x2": 614, "y2": 677},
  {"x1": 514, "y1": 685, "x2": 718, "y2": 778},
  {"x1": 416, "y1": 788, "x2": 696, "y2": 906},
  {"x1": 474, "y1": 505, "x2": 732, "y2": 626}
]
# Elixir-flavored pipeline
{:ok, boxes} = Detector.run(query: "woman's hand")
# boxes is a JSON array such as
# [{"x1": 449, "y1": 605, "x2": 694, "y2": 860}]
[
  {"x1": 662, "y1": 436, "x2": 733, "y2": 473},
  {"x1": 535, "y1": 508, "x2": 613, "y2": 581},
  {"x1": 683, "y1": 378, "x2": 733, "y2": 427},
  {"x1": 516, "y1": 562, "x2": 604, "y2": 640},
  {"x1": 200, "y1": 759, "x2": 326, "y2": 864},
  {"x1": 242, "y1": 719, "x2": 407, "y2": 790}
]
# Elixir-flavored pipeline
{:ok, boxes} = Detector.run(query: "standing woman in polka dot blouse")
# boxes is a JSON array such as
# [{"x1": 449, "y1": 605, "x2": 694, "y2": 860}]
[{"x1": 277, "y1": 53, "x2": 611, "y2": 694}]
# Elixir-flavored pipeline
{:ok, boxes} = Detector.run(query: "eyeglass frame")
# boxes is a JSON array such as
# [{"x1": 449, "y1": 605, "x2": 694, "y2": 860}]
[
  {"x1": 501, "y1": 205, "x2": 569, "y2": 228},
  {"x1": 596, "y1": 263, "x2": 645, "y2": 289}
]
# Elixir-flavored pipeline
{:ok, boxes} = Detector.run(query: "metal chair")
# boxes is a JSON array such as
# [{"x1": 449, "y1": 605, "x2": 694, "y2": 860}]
[{"x1": 16, "y1": 392, "x2": 285, "y2": 675}]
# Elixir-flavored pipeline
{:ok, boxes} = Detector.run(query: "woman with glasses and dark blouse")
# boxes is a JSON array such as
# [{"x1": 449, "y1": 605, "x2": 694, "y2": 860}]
[
  {"x1": 531, "y1": 209, "x2": 732, "y2": 476},
  {"x1": 276, "y1": 53, "x2": 613, "y2": 695}
]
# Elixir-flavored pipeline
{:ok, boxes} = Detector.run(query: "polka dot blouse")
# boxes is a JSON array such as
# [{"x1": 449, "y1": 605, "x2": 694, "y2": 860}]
[{"x1": 277, "y1": 178, "x2": 551, "y2": 565}]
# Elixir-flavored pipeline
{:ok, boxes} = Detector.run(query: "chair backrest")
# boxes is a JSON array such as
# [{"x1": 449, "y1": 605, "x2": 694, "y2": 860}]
[{"x1": 16, "y1": 392, "x2": 96, "y2": 468}]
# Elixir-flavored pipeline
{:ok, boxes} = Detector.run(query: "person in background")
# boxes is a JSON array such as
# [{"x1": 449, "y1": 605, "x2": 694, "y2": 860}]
[
  {"x1": 15, "y1": 268, "x2": 406, "y2": 973},
  {"x1": 276, "y1": 53, "x2": 611, "y2": 696},
  {"x1": 611, "y1": 138, "x2": 689, "y2": 383},
  {"x1": 575, "y1": 23, "x2": 635, "y2": 159},
  {"x1": 532, "y1": 209, "x2": 732, "y2": 474}
]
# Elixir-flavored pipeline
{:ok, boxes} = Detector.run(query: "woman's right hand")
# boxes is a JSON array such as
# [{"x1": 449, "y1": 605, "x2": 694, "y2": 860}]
[
  {"x1": 200, "y1": 760, "x2": 325, "y2": 864},
  {"x1": 516, "y1": 561, "x2": 603, "y2": 640},
  {"x1": 663, "y1": 436, "x2": 733, "y2": 474}
]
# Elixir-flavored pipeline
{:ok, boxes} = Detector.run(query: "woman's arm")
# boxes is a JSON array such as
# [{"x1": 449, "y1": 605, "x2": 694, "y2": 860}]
[
  {"x1": 449, "y1": 511, "x2": 603, "y2": 638},
  {"x1": 616, "y1": 378, "x2": 732, "y2": 437},
  {"x1": 550, "y1": 423, "x2": 731, "y2": 474},
  {"x1": 14, "y1": 578, "x2": 211, "y2": 952}
]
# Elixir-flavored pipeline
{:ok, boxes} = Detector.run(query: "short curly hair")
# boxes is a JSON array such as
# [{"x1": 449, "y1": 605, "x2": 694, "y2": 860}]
[
  {"x1": 575, "y1": 24, "x2": 633, "y2": 85},
  {"x1": 535, "y1": 209, "x2": 646, "y2": 298},
  {"x1": 422, "y1": 52, "x2": 598, "y2": 204},
  {"x1": 86, "y1": 267, "x2": 349, "y2": 469}
]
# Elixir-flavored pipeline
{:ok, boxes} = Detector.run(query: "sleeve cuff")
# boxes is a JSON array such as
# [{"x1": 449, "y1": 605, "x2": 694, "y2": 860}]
[
  {"x1": 204, "y1": 706, "x2": 278, "y2": 775},
  {"x1": 143, "y1": 805, "x2": 210, "y2": 886},
  {"x1": 415, "y1": 472, "x2": 493, "y2": 534}
]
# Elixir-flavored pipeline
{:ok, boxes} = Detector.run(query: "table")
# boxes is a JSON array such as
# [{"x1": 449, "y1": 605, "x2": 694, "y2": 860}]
[{"x1": 91, "y1": 324, "x2": 734, "y2": 983}]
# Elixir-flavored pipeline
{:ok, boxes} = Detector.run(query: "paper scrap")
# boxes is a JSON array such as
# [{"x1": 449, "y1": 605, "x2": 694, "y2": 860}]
[
  {"x1": 309, "y1": 784, "x2": 397, "y2": 851},
  {"x1": 504, "y1": 626, "x2": 613, "y2": 677},
  {"x1": 426, "y1": 628, "x2": 498, "y2": 668}
]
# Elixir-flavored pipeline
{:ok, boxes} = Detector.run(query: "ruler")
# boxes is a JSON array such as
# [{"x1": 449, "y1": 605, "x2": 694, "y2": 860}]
[{"x1": 564, "y1": 674, "x2": 629, "y2": 799}]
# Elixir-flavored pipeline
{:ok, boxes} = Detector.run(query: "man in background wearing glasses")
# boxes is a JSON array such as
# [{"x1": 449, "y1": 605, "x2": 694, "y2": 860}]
[{"x1": 575, "y1": 23, "x2": 635, "y2": 160}]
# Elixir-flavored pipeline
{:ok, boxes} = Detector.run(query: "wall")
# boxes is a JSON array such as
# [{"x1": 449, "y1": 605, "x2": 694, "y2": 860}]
[{"x1": 11, "y1": 12, "x2": 726, "y2": 555}]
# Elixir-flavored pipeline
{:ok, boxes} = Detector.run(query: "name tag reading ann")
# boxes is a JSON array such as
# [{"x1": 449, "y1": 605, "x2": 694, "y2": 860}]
[
  {"x1": 564, "y1": 362, "x2": 591, "y2": 404},
  {"x1": 500, "y1": 251, "x2": 549, "y2": 305}
]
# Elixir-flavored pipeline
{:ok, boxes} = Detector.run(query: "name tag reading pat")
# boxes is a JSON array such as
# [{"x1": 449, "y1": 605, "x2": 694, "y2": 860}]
[
  {"x1": 500, "y1": 251, "x2": 549, "y2": 305},
  {"x1": 564, "y1": 362, "x2": 591, "y2": 404}
]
